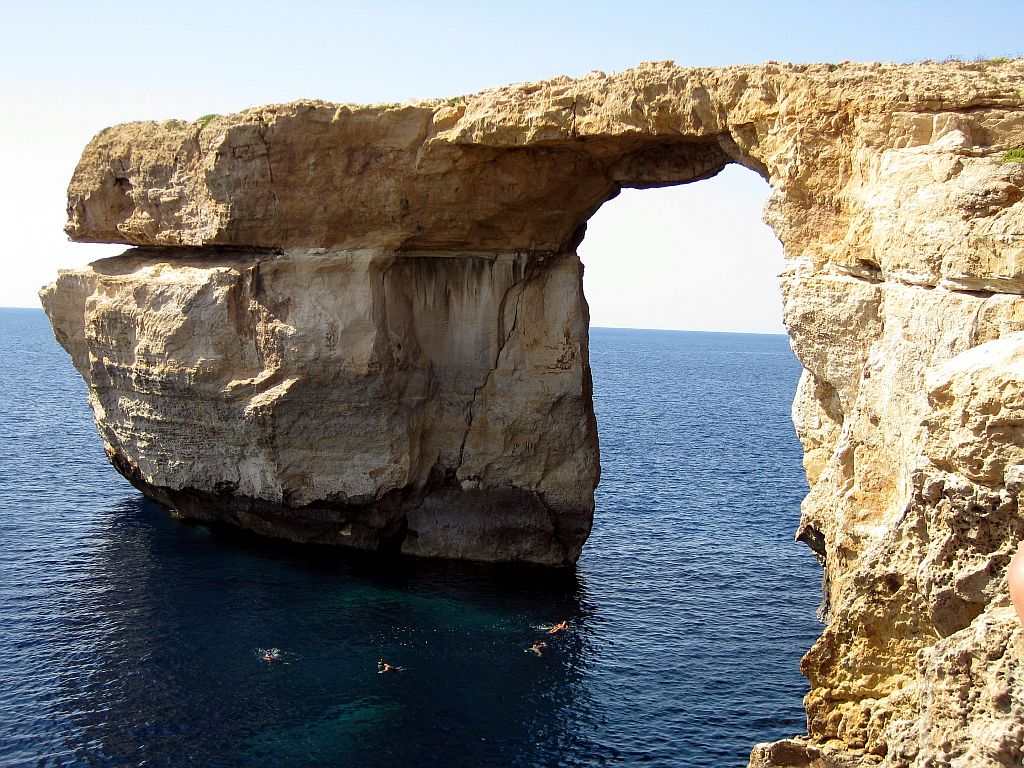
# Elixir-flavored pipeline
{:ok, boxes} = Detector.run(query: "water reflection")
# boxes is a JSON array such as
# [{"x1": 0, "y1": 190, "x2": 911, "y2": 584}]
[{"x1": 54, "y1": 498, "x2": 593, "y2": 767}]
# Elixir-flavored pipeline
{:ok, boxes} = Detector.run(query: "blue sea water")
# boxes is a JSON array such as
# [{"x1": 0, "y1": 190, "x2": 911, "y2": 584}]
[{"x1": 0, "y1": 309, "x2": 821, "y2": 768}]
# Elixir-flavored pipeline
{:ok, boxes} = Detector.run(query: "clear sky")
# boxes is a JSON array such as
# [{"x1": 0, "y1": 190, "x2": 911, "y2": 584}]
[{"x1": 1, "y1": 1, "x2": 1019, "y2": 332}]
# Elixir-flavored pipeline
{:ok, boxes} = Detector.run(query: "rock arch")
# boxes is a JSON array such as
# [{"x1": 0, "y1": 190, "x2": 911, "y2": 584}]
[{"x1": 44, "y1": 60, "x2": 1024, "y2": 765}]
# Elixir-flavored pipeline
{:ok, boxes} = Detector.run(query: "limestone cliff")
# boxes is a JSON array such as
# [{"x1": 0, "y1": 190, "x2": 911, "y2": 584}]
[{"x1": 43, "y1": 59, "x2": 1024, "y2": 766}]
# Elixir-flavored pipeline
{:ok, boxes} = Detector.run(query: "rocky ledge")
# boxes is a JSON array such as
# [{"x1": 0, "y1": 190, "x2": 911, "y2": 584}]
[{"x1": 43, "y1": 59, "x2": 1024, "y2": 766}]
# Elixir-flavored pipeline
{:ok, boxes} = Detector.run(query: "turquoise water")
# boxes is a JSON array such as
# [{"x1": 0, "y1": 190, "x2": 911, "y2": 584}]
[{"x1": 0, "y1": 310, "x2": 820, "y2": 767}]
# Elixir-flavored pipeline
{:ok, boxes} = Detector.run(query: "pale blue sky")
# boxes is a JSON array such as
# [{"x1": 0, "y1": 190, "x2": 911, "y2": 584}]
[{"x1": 2, "y1": 1, "x2": 1019, "y2": 331}]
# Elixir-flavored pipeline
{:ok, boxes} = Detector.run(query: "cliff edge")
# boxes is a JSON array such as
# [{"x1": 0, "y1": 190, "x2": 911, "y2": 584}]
[{"x1": 43, "y1": 59, "x2": 1024, "y2": 766}]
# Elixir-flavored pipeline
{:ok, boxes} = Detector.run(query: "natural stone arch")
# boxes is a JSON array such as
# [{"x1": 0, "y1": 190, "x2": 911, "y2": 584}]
[{"x1": 44, "y1": 61, "x2": 1024, "y2": 766}]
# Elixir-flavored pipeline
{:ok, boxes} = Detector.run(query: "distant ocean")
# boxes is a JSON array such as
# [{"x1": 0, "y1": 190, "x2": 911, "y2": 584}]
[{"x1": 0, "y1": 309, "x2": 820, "y2": 768}]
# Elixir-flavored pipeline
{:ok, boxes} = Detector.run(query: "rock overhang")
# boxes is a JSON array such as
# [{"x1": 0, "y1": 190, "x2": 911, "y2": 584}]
[{"x1": 68, "y1": 60, "x2": 1024, "y2": 257}]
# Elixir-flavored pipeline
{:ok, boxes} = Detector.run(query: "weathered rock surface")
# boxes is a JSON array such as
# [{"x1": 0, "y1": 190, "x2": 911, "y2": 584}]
[
  {"x1": 42, "y1": 247, "x2": 597, "y2": 564},
  {"x1": 43, "y1": 59, "x2": 1024, "y2": 765}
]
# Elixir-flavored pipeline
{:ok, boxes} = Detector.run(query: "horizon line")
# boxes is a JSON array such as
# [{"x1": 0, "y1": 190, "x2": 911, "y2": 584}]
[{"x1": 2, "y1": 306, "x2": 788, "y2": 337}]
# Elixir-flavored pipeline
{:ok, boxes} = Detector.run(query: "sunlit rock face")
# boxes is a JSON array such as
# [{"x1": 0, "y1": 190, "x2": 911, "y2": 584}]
[
  {"x1": 42, "y1": 247, "x2": 597, "y2": 565},
  {"x1": 44, "y1": 59, "x2": 1024, "y2": 765}
]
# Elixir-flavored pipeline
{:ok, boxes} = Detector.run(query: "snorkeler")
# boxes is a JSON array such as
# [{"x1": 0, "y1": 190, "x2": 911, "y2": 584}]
[
  {"x1": 526, "y1": 641, "x2": 548, "y2": 656},
  {"x1": 547, "y1": 620, "x2": 569, "y2": 635}
]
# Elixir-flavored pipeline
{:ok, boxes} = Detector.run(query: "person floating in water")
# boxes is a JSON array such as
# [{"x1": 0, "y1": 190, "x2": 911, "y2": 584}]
[
  {"x1": 259, "y1": 648, "x2": 282, "y2": 663},
  {"x1": 378, "y1": 659, "x2": 403, "y2": 674},
  {"x1": 526, "y1": 640, "x2": 548, "y2": 656},
  {"x1": 547, "y1": 620, "x2": 569, "y2": 635}
]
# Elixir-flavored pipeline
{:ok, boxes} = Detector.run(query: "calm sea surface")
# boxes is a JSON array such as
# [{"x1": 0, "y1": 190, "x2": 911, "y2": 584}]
[{"x1": 0, "y1": 309, "x2": 820, "y2": 767}]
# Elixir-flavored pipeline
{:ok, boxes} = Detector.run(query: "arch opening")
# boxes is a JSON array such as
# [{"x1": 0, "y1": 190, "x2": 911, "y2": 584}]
[
  {"x1": 573, "y1": 167, "x2": 822, "y2": 764},
  {"x1": 579, "y1": 164, "x2": 785, "y2": 334}
]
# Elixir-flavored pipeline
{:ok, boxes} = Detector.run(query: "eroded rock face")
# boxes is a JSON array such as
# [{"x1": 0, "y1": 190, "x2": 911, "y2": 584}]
[
  {"x1": 41, "y1": 247, "x2": 597, "y2": 564},
  {"x1": 44, "y1": 59, "x2": 1024, "y2": 765}
]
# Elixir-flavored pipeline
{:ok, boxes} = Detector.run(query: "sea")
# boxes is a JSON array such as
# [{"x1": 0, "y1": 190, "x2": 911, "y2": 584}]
[{"x1": 0, "y1": 308, "x2": 821, "y2": 768}]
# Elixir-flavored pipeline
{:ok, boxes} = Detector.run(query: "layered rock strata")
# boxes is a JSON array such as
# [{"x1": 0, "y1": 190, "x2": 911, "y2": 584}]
[
  {"x1": 44, "y1": 59, "x2": 1024, "y2": 766},
  {"x1": 44, "y1": 247, "x2": 597, "y2": 564}
]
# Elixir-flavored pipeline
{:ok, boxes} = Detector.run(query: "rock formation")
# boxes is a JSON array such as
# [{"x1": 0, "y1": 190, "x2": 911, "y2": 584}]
[{"x1": 43, "y1": 59, "x2": 1024, "y2": 766}]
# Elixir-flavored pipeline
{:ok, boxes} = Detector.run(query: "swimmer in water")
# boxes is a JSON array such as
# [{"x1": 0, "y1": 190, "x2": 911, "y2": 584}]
[
  {"x1": 378, "y1": 659, "x2": 403, "y2": 674},
  {"x1": 526, "y1": 640, "x2": 547, "y2": 656},
  {"x1": 259, "y1": 648, "x2": 281, "y2": 663},
  {"x1": 547, "y1": 620, "x2": 569, "y2": 635}
]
